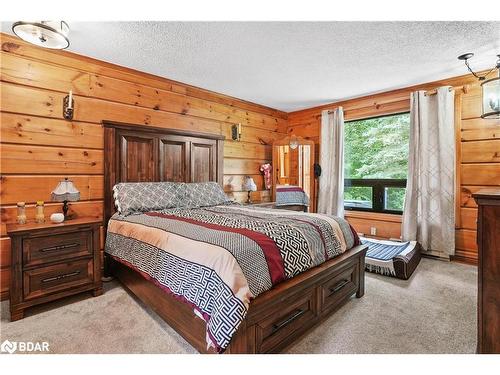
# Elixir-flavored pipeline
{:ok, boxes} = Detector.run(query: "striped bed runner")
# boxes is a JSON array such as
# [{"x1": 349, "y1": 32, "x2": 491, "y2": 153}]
[{"x1": 360, "y1": 237, "x2": 420, "y2": 278}]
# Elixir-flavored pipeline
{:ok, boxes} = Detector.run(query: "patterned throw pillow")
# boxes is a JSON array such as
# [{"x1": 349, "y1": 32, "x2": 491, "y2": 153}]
[
  {"x1": 183, "y1": 182, "x2": 229, "y2": 208},
  {"x1": 113, "y1": 182, "x2": 186, "y2": 215}
]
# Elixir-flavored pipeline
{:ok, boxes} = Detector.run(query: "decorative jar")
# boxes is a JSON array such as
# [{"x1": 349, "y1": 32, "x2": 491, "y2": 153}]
[
  {"x1": 35, "y1": 201, "x2": 45, "y2": 223},
  {"x1": 17, "y1": 202, "x2": 27, "y2": 224}
]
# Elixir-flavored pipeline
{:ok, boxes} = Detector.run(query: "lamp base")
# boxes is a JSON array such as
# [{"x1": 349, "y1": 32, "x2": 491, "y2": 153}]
[
  {"x1": 62, "y1": 201, "x2": 69, "y2": 218},
  {"x1": 246, "y1": 191, "x2": 252, "y2": 204}
]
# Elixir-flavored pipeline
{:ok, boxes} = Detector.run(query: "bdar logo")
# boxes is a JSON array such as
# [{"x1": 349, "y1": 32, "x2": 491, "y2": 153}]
[
  {"x1": 1, "y1": 340, "x2": 49, "y2": 353},
  {"x1": 1, "y1": 340, "x2": 17, "y2": 354}
]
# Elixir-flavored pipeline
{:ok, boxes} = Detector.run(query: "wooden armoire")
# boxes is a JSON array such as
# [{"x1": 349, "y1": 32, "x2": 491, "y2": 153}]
[
  {"x1": 473, "y1": 188, "x2": 500, "y2": 354},
  {"x1": 103, "y1": 121, "x2": 224, "y2": 224}
]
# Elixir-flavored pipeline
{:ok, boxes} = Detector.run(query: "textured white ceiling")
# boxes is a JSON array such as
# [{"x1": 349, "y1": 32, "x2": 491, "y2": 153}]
[{"x1": 2, "y1": 22, "x2": 500, "y2": 112}]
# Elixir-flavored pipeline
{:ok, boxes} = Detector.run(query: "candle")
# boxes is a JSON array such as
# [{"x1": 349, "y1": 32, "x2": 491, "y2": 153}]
[{"x1": 68, "y1": 90, "x2": 73, "y2": 109}]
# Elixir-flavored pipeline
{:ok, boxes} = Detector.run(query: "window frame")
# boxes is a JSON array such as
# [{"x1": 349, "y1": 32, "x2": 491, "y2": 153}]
[
  {"x1": 344, "y1": 178, "x2": 407, "y2": 214},
  {"x1": 343, "y1": 112, "x2": 410, "y2": 215}
]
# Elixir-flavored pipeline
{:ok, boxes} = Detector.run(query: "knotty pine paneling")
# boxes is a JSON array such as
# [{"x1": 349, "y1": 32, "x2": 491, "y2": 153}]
[
  {"x1": 461, "y1": 85, "x2": 483, "y2": 119},
  {"x1": 0, "y1": 238, "x2": 10, "y2": 266},
  {"x1": 0, "y1": 269, "x2": 9, "y2": 301},
  {"x1": 287, "y1": 71, "x2": 499, "y2": 263},
  {"x1": 459, "y1": 207, "x2": 478, "y2": 230},
  {"x1": 1, "y1": 113, "x2": 104, "y2": 149},
  {"x1": 0, "y1": 175, "x2": 103, "y2": 205},
  {"x1": 461, "y1": 117, "x2": 500, "y2": 141},
  {"x1": 460, "y1": 185, "x2": 493, "y2": 208},
  {"x1": 0, "y1": 144, "x2": 104, "y2": 174},
  {"x1": 1, "y1": 35, "x2": 287, "y2": 120},
  {"x1": 0, "y1": 33, "x2": 286, "y2": 299},
  {"x1": 344, "y1": 211, "x2": 402, "y2": 240},
  {"x1": 455, "y1": 229, "x2": 478, "y2": 260},
  {"x1": 221, "y1": 123, "x2": 283, "y2": 145},
  {"x1": 461, "y1": 139, "x2": 500, "y2": 163},
  {"x1": 0, "y1": 51, "x2": 286, "y2": 131},
  {"x1": 461, "y1": 164, "x2": 500, "y2": 185},
  {"x1": 224, "y1": 141, "x2": 271, "y2": 160},
  {"x1": 1, "y1": 83, "x2": 223, "y2": 135},
  {"x1": 0, "y1": 52, "x2": 90, "y2": 95},
  {"x1": 223, "y1": 158, "x2": 270, "y2": 175},
  {"x1": 88, "y1": 74, "x2": 285, "y2": 131}
]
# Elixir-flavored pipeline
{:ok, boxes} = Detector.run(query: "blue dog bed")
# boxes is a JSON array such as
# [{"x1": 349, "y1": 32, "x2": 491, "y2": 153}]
[{"x1": 360, "y1": 237, "x2": 421, "y2": 280}]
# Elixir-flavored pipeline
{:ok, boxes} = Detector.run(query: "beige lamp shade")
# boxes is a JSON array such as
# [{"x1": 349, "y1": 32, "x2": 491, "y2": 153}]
[
  {"x1": 243, "y1": 177, "x2": 257, "y2": 192},
  {"x1": 51, "y1": 178, "x2": 80, "y2": 202}
]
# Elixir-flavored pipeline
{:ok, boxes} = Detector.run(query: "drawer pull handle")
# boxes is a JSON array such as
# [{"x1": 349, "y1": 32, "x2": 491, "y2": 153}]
[
  {"x1": 41, "y1": 271, "x2": 81, "y2": 283},
  {"x1": 272, "y1": 309, "x2": 305, "y2": 334},
  {"x1": 40, "y1": 243, "x2": 79, "y2": 253},
  {"x1": 329, "y1": 279, "x2": 349, "y2": 294}
]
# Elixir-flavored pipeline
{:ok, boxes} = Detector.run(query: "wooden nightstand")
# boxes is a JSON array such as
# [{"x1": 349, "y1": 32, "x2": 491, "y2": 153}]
[{"x1": 7, "y1": 218, "x2": 103, "y2": 321}]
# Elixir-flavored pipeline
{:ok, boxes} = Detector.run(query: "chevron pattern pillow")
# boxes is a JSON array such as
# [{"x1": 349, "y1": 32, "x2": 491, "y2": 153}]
[
  {"x1": 113, "y1": 182, "x2": 186, "y2": 215},
  {"x1": 184, "y1": 182, "x2": 230, "y2": 208}
]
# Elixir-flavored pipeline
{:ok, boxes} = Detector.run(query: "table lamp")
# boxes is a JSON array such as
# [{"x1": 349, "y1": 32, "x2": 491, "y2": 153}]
[
  {"x1": 243, "y1": 176, "x2": 257, "y2": 204},
  {"x1": 51, "y1": 177, "x2": 80, "y2": 219}
]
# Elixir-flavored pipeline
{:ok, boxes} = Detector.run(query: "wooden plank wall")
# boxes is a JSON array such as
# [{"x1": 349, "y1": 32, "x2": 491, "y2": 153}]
[
  {"x1": 287, "y1": 72, "x2": 500, "y2": 264},
  {"x1": 1, "y1": 31, "x2": 498, "y2": 302},
  {"x1": 0, "y1": 33, "x2": 288, "y2": 300}
]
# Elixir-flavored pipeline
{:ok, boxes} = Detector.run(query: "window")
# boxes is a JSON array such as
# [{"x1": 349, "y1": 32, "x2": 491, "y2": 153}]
[{"x1": 344, "y1": 112, "x2": 410, "y2": 214}]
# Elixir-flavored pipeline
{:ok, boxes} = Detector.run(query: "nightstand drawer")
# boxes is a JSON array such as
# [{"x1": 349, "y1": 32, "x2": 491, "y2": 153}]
[
  {"x1": 319, "y1": 262, "x2": 358, "y2": 313},
  {"x1": 23, "y1": 258, "x2": 94, "y2": 300},
  {"x1": 23, "y1": 230, "x2": 92, "y2": 267}
]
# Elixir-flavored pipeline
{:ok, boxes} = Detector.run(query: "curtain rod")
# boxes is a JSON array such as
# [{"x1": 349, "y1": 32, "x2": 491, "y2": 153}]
[
  {"x1": 322, "y1": 85, "x2": 469, "y2": 113},
  {"x1": 424, "y1": 85, "x2": 468, "y2": 96}
]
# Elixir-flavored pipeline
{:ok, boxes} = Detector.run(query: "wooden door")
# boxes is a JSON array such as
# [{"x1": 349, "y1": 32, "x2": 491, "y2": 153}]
[
  {"x1": 159, "y1": 135, "x2": 190, "y2": 182},
  {"x1": 190, "y1": 139, "x2": 217, "y2": 182},
  {"x1": 118, "y1": 131, "x2": 158, "y2": 182}
]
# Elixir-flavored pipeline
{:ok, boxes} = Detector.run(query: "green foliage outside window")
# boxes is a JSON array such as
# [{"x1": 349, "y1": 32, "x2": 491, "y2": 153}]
[
  {"x1": 385, "y1": 187, "x2": 407, "y2": 211},
  {"x1": 344, "y1": 113, "x2": 410, "y2": 211}
]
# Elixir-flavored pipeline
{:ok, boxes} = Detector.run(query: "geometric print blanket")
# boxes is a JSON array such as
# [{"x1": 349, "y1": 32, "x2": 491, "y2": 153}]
[
  {"x1": 105, "y1": 203, "x2": 358, "y2": 352},
  {"x1": 276, "y1": 185, "x2": 310, "y2": 207}
]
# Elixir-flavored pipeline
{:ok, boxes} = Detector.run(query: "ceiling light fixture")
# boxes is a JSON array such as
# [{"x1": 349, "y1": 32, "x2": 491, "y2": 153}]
[
  {"x1": 458, "y1": 53, "x2": 500, "y2": 118},
  {"x1": 12, "y1": 21, "x2": 70, "y2": 50}
]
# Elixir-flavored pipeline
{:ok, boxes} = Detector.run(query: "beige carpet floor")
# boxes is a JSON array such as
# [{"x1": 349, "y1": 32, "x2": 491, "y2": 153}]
[{"x1": 0, "y1": 258, "x2": 477, "y2": 354}]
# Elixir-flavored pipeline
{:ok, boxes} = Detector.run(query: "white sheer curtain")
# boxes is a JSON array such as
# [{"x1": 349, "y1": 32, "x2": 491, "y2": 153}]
[
  {"x1": 402, "y1": 87, "x2": 455, "y2": 256},
  {"x1": 317, "y1": 107, "x2": 344, "y2": 217}
]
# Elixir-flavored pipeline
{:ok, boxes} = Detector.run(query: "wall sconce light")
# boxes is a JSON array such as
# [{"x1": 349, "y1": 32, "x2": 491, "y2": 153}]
[
  {"x1": 231, "y1": 123, "x2": 242, "y2": 141},
  {"x1": 458, "y1": 53, "x2": 500, "y2": 118},
  {"x1": 63, "y1": 90, "x2": 74, "y2": 120}
]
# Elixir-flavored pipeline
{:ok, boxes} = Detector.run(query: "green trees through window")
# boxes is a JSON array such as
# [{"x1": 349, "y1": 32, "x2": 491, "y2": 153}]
[{"x1": 344, "y1": 113, "x2": 410, "y2": 213}]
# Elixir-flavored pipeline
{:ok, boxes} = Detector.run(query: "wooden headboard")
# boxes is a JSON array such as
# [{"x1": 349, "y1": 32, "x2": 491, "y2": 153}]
[{"x1": 103, "y1": 121, "x2": 224, "y2": 224}]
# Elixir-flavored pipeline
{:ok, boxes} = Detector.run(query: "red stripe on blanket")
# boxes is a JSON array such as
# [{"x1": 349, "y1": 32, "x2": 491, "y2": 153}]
[
  {"x1": 276, "y1": 187, "x2": 304, "y2": 193},
  {"x1": 145, "y1": 212, "x2": 286, "y2": 285},
  {"x1": 349, "y1": 224, "x2": 361, "y2": 246}
]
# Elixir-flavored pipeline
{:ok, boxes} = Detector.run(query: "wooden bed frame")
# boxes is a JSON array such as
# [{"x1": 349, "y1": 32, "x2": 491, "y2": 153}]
[{"x1": 103, "y1": 121, "x2": 368, "y2": 354}]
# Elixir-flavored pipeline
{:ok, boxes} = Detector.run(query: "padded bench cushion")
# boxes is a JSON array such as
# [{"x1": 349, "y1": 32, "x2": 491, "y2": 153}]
[{"x1": 360, "y1": 237, "x2": 421, "y2": 280}]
